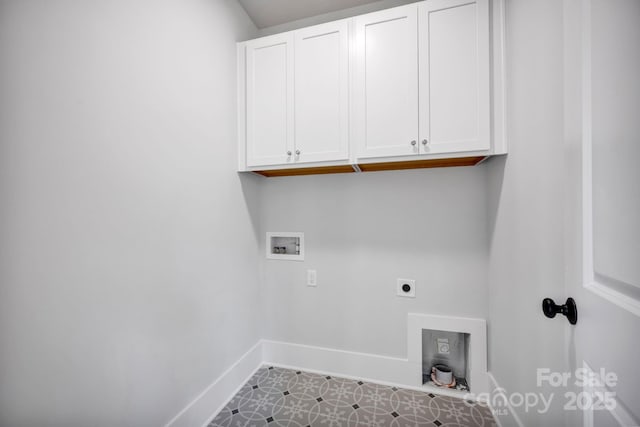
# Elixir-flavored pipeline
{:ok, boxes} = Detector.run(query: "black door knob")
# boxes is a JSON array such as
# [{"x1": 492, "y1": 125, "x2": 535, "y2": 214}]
[{"x1": 542, "y1": 297, "x2": 577, "y2": 325}]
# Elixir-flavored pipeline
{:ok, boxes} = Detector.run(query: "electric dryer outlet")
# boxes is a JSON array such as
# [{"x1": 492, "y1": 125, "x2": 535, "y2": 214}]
[{"x1": 397, "y1": 279, "x2": 415, "y2": 298}]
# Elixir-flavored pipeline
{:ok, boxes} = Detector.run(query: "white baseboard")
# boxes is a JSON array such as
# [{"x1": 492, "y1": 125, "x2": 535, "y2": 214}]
[
  {"x1": 487, "y1": 372, "x2": 524, "y2": 427},
  {"x1": 164, "y1": 341, "x2": 263, "y2": 427},
  {"x1": 263, "y1": 339, "x2": 415, "y2": 387}
]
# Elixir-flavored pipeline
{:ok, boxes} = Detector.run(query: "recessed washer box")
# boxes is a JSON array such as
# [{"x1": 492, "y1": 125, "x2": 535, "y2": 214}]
[
  {"x1": 408, "y1": 313, "x2": 487, "y2": 396},
  {"x1": 266, "y1": 232, "x2": 304, "y2": 261}
]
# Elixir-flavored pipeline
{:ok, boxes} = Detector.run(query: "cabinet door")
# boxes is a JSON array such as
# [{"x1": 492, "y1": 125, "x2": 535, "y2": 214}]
[
  {"x1": 418, "y1": 0, "x2": 490, "y2": 154},
  {"x1": 354, "y1": 5, "x2": 419, "y2": 159},
  {"x1": 294, "y1": 21, "x2": 350, "y2": 164},
  {"x1": 246, "y1": 33, "x2": 294, "y2": 167}
]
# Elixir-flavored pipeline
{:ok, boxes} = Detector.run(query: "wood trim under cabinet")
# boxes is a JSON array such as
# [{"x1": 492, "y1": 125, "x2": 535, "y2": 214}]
[
  {"x1": 254, "y1": 165, "x2": 356, "y2": 177},
  {"x1": 357, "y1": 156, "x2": 486, "y2": 172},
  {"x1": 251, "y1": 156, "x2": 486, "y2": 177}
]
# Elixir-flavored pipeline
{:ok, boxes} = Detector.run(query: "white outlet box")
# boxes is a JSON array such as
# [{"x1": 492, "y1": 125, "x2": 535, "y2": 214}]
[
  {"x1": 437, "y1": 338, "x2": 450, "y2": 354},
  {"x1": 307, "y1": 270, "x2": 317, "y2": 287},
  {"x1": 397, "y1": 279, "x2": 415, "y2": 298},
  {"x1": 266, "y1": 232, "x2": 304, "y2": 261}
]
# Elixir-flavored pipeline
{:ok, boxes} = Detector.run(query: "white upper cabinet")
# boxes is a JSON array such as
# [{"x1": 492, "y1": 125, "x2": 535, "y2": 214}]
[
  {"x1": 246, "y1": 33, "x2": 294, "y2": 167},
  {"x1": 354, "y1": 6, "x2": 419, "y2": 159},
  {"x1": 354, "y1": 0, "x2": 491, "y2": 160},
  {"x1": 294, "y1": 21, "x2": 350, "y2": 164},
  {"x1": 243, "y1": 22, "x2": 349, "y2": 168},
  {"x1": 418, "y1": 0, "x2": 490, "y2": 155},
  {"x1": 239, "y1": 0, "x2": 504, "y2": 173}
]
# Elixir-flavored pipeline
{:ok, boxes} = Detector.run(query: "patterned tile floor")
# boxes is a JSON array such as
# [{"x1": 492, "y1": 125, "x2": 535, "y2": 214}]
[{"x1": 208, "y1": 366, "x2": 497, "y2": 427}]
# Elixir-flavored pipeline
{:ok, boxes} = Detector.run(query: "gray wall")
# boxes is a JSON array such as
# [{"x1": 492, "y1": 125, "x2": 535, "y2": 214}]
[
  {"x1": 0, "y1": 1, "x2": 260, "y2": 426},
  {"x1": 486, "y1": 0, "x2": 568, "y2": 425},
  {"x1": 260, "y1": 167, "x2": 489, "y2": 358}
]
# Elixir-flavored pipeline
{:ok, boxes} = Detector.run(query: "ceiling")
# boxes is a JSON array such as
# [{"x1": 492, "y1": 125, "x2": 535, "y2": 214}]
[{"x1": 238, "y1": 0, "x2": 384, "y2": 29}]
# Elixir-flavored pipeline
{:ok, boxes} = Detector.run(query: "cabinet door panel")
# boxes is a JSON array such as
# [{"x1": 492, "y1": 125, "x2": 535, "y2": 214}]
[
  {"x1": 419, "y1": 0, "x2": 490, "y2": 154},
  {"x1": 246, "y1": 34, "x2": 294, "y2": 167},
  {"x1": 295, "y1": 21, "x2": 349, "y2": 163},
  {"x1": 355, "y1": 5, "x2": 419, "y2": 159}
]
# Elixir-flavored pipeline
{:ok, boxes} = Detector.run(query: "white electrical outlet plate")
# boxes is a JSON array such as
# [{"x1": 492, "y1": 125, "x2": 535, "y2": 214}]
[
  {"x1": 307, "y1": 270, "x2": 317, "y2": 287},
  {"x1": 397, "y1": 279, "x2": 415, "y2": 298},
  {"x1": 437, "y1": 338, "x2": 450, "y2": 354}
]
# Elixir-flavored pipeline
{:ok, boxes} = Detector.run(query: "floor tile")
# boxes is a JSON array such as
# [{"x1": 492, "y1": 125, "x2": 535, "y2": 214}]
[
  {"x1": 271, "y1": 403, "x2": 315, "y2": 426},
  {"x1": 432, "y1": 396, "x2": 496, "y2": 427},
  {"x1": 392, "y1": 389, "x2": 438, "y2": 424},
  {"x1": 287, "y1": 372, "x2": 331, "y2": 400},
  {"x1": 354, "y1": 382, "x2": 397, "y2": 416},
  {"x1": 256, "y1": 367, "x2": 300, "y2": 394},
  {"x1": 319, "y1": 377, "x2": 361, "y2": 407},
  {"x1": 209, "y1": 366, "x2": 497, "y2": 427},
  {"x1": 277, "y1": 391, "x2": 335, "y2": 417}
]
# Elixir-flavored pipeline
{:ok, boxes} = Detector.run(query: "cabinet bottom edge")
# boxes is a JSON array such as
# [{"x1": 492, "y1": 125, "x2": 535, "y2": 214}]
[{"x1": 251, "y1": 156, "x2": 487, "y2": 177}]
